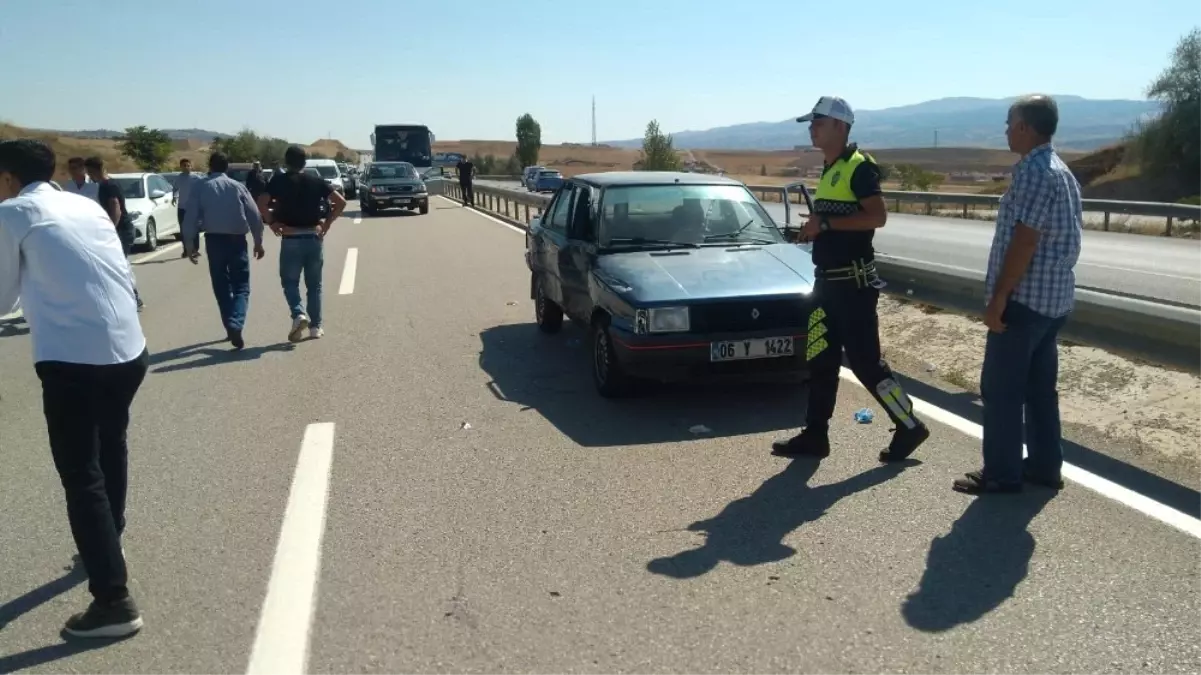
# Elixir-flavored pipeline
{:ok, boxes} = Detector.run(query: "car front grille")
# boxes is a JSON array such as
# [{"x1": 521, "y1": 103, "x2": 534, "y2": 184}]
[
  {"x1": 689, "y1": 298, "x2": 809, "y2": 333},
  {"x1": 381, "y1": 185, "x2": 414, "y2": 194}
]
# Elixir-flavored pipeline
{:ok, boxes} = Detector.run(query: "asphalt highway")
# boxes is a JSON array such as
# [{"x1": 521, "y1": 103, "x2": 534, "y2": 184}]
[
  {"x1": 476, "y1": 178, "x2": 1201, "y2": 309},
  {"x1": 1, "y1": 197, "x2": 1199, "y2": 674}
]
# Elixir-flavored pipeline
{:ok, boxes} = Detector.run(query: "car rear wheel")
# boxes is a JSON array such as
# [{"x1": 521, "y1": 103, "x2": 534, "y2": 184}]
[
  {"x1": 591, "y1": 318, "x2": 632, "y2": 398},
  {"x1": 534, "y1": 277, "x2": 563, "y2": 334}
]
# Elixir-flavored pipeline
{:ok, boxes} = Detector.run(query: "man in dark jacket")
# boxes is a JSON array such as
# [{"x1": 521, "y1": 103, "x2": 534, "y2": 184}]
[
  {"x1": 455, "y1": 157, "x2": 475, "y2": 206},
  {"x1": 85, "y1": 156, "x2": 143, "y2": 311}
]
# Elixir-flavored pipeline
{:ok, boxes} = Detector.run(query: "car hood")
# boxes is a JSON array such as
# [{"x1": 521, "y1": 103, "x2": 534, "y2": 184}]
[
  {"x1": 364, "y1": 178, "x2": 424, "y2": 188},
  {"x1": 593, "y1": 243, "x2": 816, "y2": 304}
]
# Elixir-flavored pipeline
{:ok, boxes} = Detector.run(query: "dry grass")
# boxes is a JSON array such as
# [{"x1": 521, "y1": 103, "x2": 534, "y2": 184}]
[{"x1": 432, "y1": 140, "x2": 1085, "y2": 182}]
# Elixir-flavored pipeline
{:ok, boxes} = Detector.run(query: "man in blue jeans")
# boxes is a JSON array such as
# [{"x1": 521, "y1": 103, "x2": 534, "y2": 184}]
[
  {"x1": 259, "y1": 145, "x2": 346, "y2": 342},
  {"x1": 181, "y1": 152, "x2": 265, "y2": 350},
  {"x1": 953, "y1": 94, "x2": 1082, "y2": 495}
]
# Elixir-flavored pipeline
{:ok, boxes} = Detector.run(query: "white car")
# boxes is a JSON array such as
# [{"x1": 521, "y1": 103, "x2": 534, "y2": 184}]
[
  {"x1": 108, "y1": 173, "x2": 182, "y2": 251},
  {"x1": 306, "y1": 158, "x2": 347, "y2": 195}
]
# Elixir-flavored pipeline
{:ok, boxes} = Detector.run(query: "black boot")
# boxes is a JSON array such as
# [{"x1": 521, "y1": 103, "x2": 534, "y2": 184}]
[{"x1": 771, "y1": 427, "x2": 831, "y2": 458}]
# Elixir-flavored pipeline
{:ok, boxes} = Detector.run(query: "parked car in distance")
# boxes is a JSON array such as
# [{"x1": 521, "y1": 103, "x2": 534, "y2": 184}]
[
  {"x1": 531, "y1": 169, "x2": 564, "y2": 193},
  {"x1": 108, "y1": 172, "x2": 182, "y2": 251},
  {"x1": 525, "y1": 171, "x2": 818, "y2": 397},
  {"x1": 357, "y1": 161, "x2": 429, "y2": 215}
]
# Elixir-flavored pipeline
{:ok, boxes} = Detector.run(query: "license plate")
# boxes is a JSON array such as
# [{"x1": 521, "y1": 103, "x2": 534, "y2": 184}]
[
  {"x1": 392, "y1": 199, "x2": 410, "y2": 205},
  {"x1": 710, "y1": 337, "x2": 794, "y2": 362}
]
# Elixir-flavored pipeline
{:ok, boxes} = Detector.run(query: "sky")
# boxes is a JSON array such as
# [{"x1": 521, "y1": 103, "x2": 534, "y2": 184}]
[{"x1": 1, "y1": 0, "x2": 1197, "y2": 147}]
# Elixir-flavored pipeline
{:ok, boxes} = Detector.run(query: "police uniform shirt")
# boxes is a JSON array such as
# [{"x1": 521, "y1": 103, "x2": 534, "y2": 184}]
[{"x1": 811, "y1": 143, "x2": 883, "y2": 270}]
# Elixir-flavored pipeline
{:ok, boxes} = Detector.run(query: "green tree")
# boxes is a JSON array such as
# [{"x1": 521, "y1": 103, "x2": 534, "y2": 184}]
[
  {"x1": 893, "y1": 164, "x2": 943, "y2": 191},
  {"x1": 209, "y1": 129, "x2": 293, "y2": 167},
  {"x1": 334, "y1": 150, "x2": 350, "y2": 163},
  {"x1": 638, "y1": 119, "x2": 681, "y2": 171},
  {"x1": 502, "y1": 153, "x2": 522, "y2": 176},
  {"x1": 118, "y1": 126, "x2": 173, "y2": 171},
  {"x1": 1133, "y1": 28, "x2": 1200, "y2": 189},
  {"x1": 515, "y1": 114, "x2": 542, "y2": 167}
]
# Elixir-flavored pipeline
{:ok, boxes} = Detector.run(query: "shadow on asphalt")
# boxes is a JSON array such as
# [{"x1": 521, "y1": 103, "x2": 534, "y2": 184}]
[
  {"x1": 148, "y1": 339, "x2": 296, "y2": 374},
  {"x1": 358, "y1": 209, "x2": 421, "y2": 219},
  {"x1": 646, "y1": 459, "x2": 917, "y2": 579},
  {"x1": 902, "y1": 490, "x2": 1055, "y2": 632},
  {"x1": 893, "y1": 373, "x2": 1201, "y2": 520},
  {"x1": 478, "y1": 322, "x2": 809, "y2": 447},
  {"x1": 0, "y1": 557, "x2": 124, "y2": 672}
]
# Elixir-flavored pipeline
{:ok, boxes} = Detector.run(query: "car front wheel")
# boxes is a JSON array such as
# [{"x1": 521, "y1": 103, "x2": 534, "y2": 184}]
[
  {"x1": 534, "y1": 276, "x2": 563, "y2": 333},
  {"x1": 141, "y1": 219, "x2": 158, "y2": 251},
  {"x1": 591, "y1": 318, "x2": 632, "y2": 398}
]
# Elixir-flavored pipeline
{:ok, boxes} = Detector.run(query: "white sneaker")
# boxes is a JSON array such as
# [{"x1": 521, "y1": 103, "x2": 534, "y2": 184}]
[
  {"x1": 309, "y1": 326, "x2": 324, "y2": 339},
  {"x1": 289, "y1": 314, "x2": 310, "y2": 342}
]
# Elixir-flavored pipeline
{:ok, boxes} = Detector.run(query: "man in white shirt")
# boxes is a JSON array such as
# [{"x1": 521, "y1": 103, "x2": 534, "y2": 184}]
[
  {"x1": 0, "y1": 139, "x2": 148, "y2": 639},
  {"x1": 61, "y1": 156, "x2": 99, "y2": 200}
]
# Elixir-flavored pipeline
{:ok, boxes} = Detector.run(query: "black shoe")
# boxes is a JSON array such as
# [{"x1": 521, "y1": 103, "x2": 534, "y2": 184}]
[
  {"x1": 879, "y1": 423, "x2": 930, "y2": 462},
  {"x1": 771, "y1": 428, "x2": 830, "y2": 458},
  {"x1": 63, "y1": 597, "x2": 143, "y2": 638},
  {"x1": 229, "y1": 328, "x2": 244, "y2": 350},
  {"x1": 954, "y1": 470, "x2": 1023, "y2": 494},
  {"x1": 1022, "y1": 464, "x2": 1065, "y2": 490}
]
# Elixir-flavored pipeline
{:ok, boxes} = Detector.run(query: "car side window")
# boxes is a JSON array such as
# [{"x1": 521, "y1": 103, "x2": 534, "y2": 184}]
[
  {"x1": 547, "y1": 184, "x2": 575, "y2": 232},
  {"x1": 569, "y1": 185, "x2": 596, "y2": 242},
  {"x1": 151, "y1": 175, "x2": 171, "y2": 194}
]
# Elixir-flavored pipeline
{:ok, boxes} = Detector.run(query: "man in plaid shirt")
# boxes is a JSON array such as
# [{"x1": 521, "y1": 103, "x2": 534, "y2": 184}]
[{"x1": 954, "y1": 94, "x2": 1083, "y2": 495}]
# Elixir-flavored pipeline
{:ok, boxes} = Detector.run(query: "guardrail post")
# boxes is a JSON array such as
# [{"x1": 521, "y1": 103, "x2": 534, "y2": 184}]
[
  {"x1": 1166, "y1": 217, "x2": 1174, "y2": 237},
  {"x1": 962, "y1": 203, "x2": 969, "y2": 218},
  {"x1": 925, "y1": 198, "x2": 933, "y2": 216},
  {"x1": 1103, "y1": 211, "x2": 1110, "y2": 232},
  {"x1": 523, "y1": 203, "x2": 529, "y2": 224}
]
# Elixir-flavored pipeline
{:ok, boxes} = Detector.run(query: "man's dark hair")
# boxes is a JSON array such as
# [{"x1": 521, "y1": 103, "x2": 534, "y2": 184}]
[
  {"x1": 284, "y1": 145, "x2": 307, "y2": 171},
  {"x1": 0, "y1": 139, "x2": 57, "y2": 186},
  {"x1": 180, "y1": 157, "x2": 192, "y2": 166},
  {"x1": 1010, "y1": 95, "x2": 1059, "y2": 138},
  {"x1": 83, "y1": 155, "x2": 105, "y2": 170},
  {"x1": 67, "y1": 156, "x2": 85, "y2": 167},
  {"x1": 208, "y1": 152, "x2": 230, "y2": 173}
]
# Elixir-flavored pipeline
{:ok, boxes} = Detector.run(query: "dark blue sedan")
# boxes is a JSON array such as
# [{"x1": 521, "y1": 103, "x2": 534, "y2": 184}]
[
  {"x1": 524, "y1": 171, "x2": 819, "y2": 397},
  {"x1": 532, "y1": 169, "x2": 564, "y2": 193}
]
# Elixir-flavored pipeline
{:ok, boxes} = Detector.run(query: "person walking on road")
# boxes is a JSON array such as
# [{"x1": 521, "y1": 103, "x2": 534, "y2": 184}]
[
  {"x1": 245, "y1": 160, "x2": 268, "y2": 203},
  {"x1": 953, "y1": 95, "x2": 1082, "y2": 495},
  {"x1": 257, "y1": 145, "x2": 346, "y2": 342},
  {"x1": 0, "y1": 139, "x2": 149, "y2": 638},
  {"x1": 455, "y1": 156, "x2": 475, "y2": 206},
  {"x1": 172, "y1": 157, "x2": 203, "y2": 260},
  {"x1": 62, "y1": 156, "x2": 99, "y2": 200},
  {"x1": 180, "y1": 151, "x2": 266, "y2": 350},
  {"x1": 772, "y1": 96, "x2": 929, "y2": 462},
  {"x1": 85, "y1": 156, "x2": 144, "y2": 311}
]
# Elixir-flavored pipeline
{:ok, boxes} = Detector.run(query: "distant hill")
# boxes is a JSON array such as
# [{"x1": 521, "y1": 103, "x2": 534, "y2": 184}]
[
  {"x1": 29, "y1": 127, "x2": 231, "y2": 142},
  {"x1": 606, "y1": 96, "x2": 1162, "y2": 151}
]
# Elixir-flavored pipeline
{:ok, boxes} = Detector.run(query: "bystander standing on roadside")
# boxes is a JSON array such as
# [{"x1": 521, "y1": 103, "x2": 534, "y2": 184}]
[
  {"x1": 180, "y1": 152, "x2": 265, "y2": 349},
  {"x1": 172, "y1": 157, "x2": 203, "y2": 260},
  {"x1": 0, "y1": 139, "x2": 149, "y2": 638},
  {"x1": 62, "y1": 156, "x2": 99, "y2": 200},
  {"x1": 455, "y1": 155, "x2": 475, "y2": 206},
  {"x1": 257, "y1": 145, "x2": 346, "y2": 342},
  {"x1": 953, "y1": 94, "x2": 1083, "y2": 495},
  {"x1": 85, "y1": 156, "x2": 144, "y2": 311}
]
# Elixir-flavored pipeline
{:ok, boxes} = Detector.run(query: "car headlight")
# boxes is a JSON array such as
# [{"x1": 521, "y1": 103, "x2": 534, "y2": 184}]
[{"x1": 637, "y1": 306, "x2": 690, "y2": 333}]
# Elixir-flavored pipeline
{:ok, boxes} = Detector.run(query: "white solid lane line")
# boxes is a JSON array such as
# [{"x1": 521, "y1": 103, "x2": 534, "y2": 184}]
[
  {"x1": 452, "y1": 195, "x2": 1201, "y2": 540},
  {"x1": 338, "y1": 248, "x2": 358, "y2": 295},
  {"x1": 246, "y1": 422, "x2": 337, "y2": 675}
]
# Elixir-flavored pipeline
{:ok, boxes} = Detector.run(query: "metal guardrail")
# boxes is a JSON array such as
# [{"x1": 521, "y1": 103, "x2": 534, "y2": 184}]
[
  {"x1": 472, "y1": 174, "x2": 1201, "y2": 236},
  {"x1": 433, "y1": 178, "x2": 1201, "y2": 372}
]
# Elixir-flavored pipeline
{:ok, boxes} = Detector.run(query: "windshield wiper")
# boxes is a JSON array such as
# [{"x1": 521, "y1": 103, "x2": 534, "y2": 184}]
[
  {"x1": 605, "y1": 237, "x2": 701, "y2": 249},
  {"x1": 703, "y1": 219, "x2": 775, "y2": 243}
]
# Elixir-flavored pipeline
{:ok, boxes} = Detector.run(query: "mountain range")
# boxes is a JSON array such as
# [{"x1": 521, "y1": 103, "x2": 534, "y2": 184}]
[
  {"x1": 605, "y1": 96, "x2": 1162, "y2": 151},
  {"x1": 32, "y1": 128, "x2": 231, "y2": 142}
]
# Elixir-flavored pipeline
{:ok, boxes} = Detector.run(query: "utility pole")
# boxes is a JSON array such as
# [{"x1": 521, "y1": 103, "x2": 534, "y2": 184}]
[
  {"x1": 591, "y1": 96, "x2": 597, "y2": 147},
  {"x1": 933, "y1": 129, "x2": 938, "y2": 148}
]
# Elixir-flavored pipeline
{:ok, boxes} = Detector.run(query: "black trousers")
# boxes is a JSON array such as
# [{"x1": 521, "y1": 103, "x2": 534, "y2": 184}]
[
  {"x1": 459, "y1": 180, "x2": 474, "y2": 205},
  {"x1": 178, "y1": 207, "x2": 199, "y2": 252},
  {"x1": 804, "y1": 278, "x2": 921, "y2": 431},
  {"x1": 35, "y1": 348, "x2": 149, "y2": 602}
]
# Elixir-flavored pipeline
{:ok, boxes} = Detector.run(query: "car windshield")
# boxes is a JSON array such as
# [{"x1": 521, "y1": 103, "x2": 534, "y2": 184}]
[
  {"x1": 539, "y1": 171, "x2": 560, "y2": 177},
  {"x1": 110, "y1": 177, "x2": 145, "y2": 199},
  {"x1": 315, "y1": 165, "x2": 339, "y2": 178},
  {"x1": 600, "y1": 184, "x2": 784, "y2": 248},
  {"x1": 227, "y1": 169, "x2": 250, "y2": 182},
  {"x1": 303, "y1": 168, "x2": 320, "y2": 177},
  {"x1": 368, "y1": 164, "x2": 417, "y2": 179}
]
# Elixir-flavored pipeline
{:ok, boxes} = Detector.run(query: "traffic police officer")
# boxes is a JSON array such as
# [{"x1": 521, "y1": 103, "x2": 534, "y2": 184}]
[{"x1": 772, "y1": 96, "x2": 930, "y2": 462}]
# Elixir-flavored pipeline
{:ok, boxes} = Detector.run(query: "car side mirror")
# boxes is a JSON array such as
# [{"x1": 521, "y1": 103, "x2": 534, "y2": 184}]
[
  {"x1": 530, "y1": 216, "x2": 541, "y2": 230},
  {"x1": 149, "y1": 189, "x2": 167, "y2": 200}
]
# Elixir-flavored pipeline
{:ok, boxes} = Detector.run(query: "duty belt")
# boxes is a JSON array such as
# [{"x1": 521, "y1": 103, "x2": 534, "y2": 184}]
[{"x1": 815, "y1": 258, "x2": 885, "y2": 289}]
